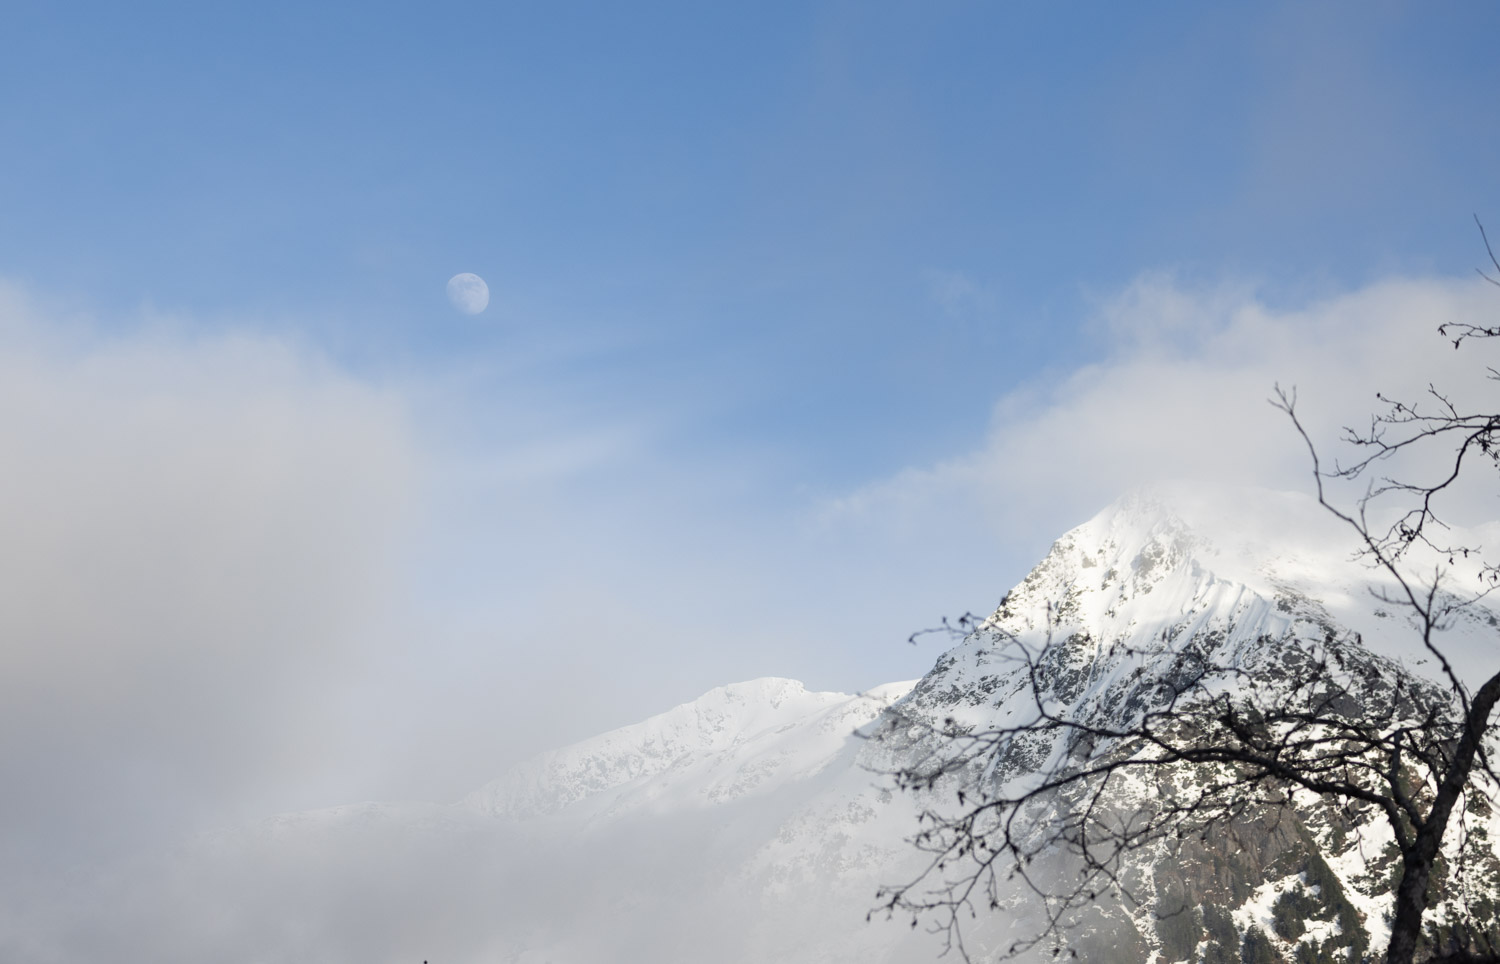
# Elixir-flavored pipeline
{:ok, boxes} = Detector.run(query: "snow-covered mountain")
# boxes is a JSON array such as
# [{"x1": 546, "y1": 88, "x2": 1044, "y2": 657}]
[
  {"x1": 463, "y1": 676, "x2": 915, "y2": 821},
  {"x1": 22, "y1": 484, "x2": 1500, "y2": 964},
  {"x1": 881, "y1": 484, "x2": 1500, "y2": 963}
]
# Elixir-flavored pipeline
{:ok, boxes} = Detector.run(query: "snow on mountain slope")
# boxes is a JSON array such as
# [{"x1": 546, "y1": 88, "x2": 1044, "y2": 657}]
[
  {"x1": 464, "y1": 677, "x2": 915, "y2": 821},
  {"x1": 907, "y1": 482, "x2": 1500, "y2": 733},
  {"x1": 1032, "y1": 483, "x2": 1495, "y2": 671}
]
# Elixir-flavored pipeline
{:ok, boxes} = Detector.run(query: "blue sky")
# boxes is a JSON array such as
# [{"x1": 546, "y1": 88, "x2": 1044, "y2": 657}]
[
  {"x1": 4, "y1": 0, "x2": 1500, "y2": 854},
  {"x1": 10, "y1": 1, "x2": 1499, "y2": 476}
]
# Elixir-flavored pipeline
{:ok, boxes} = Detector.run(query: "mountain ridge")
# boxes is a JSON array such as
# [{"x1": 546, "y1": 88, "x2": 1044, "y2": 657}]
[{"x1": 463, "y1": 676, "x2": 916, "y2": 821}]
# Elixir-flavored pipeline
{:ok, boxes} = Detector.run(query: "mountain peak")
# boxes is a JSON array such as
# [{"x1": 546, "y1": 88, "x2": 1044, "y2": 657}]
[
  {"x1": 463, "y1": 676, "x2": 915, "y2": 820},
  {"x1": 901, "y1": 483, "x2": 1499, "y2": 736},
  {"x1": 992, "y1": 483, "x2": 1347, "y2": 638}
]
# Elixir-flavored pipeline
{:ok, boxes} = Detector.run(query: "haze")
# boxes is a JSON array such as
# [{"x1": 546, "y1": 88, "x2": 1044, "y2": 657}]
[{"x1": 2, "y1": 2, "x2": 1499, "y2": 958}]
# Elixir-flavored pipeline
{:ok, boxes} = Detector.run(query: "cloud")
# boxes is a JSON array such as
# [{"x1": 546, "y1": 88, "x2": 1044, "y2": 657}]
[
  {"x1": 0, "y1": 284, "x2": 418, "y2": 890},
  {"x1": 922, "y1": 268, "x2": 992, "y2": 317},
  {"x1": 824, "y1": 274, "x2": 1500, "y2": 571}
]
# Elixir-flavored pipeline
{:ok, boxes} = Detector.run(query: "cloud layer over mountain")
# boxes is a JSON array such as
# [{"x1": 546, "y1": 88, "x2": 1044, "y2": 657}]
[{"x1": 826, "y1": 275, "x2": 1500, "y2": 568}]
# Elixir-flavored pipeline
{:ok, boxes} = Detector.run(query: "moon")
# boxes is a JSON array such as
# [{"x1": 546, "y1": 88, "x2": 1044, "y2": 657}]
[{"x1": 446, "y1": 273, "x2": 490, "y2": 315}]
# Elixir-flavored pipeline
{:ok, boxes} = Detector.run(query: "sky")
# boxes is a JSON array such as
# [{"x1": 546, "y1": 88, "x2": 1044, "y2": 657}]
[{"x1": 4, "y1": 0, "x2": 1500, "y2": 897}]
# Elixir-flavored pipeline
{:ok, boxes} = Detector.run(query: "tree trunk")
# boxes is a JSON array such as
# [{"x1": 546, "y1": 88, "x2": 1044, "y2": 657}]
[
  {"x1": 1384, "y1": 670, "x2": 1500, "y2": 964},
  {"x1": 1386, "y1": 850, "x2": 1431, "y2": 964}
]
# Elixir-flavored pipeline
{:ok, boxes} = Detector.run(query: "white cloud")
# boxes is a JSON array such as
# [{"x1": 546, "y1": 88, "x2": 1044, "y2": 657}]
[
  {"x1": 825, "y1": 274, "x2": 1500, "y2": 571},
  {"x1": 0, "y1": 283, "x2": 418, "y2": 884}
]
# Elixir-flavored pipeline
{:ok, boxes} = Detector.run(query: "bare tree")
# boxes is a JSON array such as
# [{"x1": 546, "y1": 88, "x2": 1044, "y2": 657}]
[{"x1": 875, "y1": 237, "x2": 1500, "y2": 964}]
